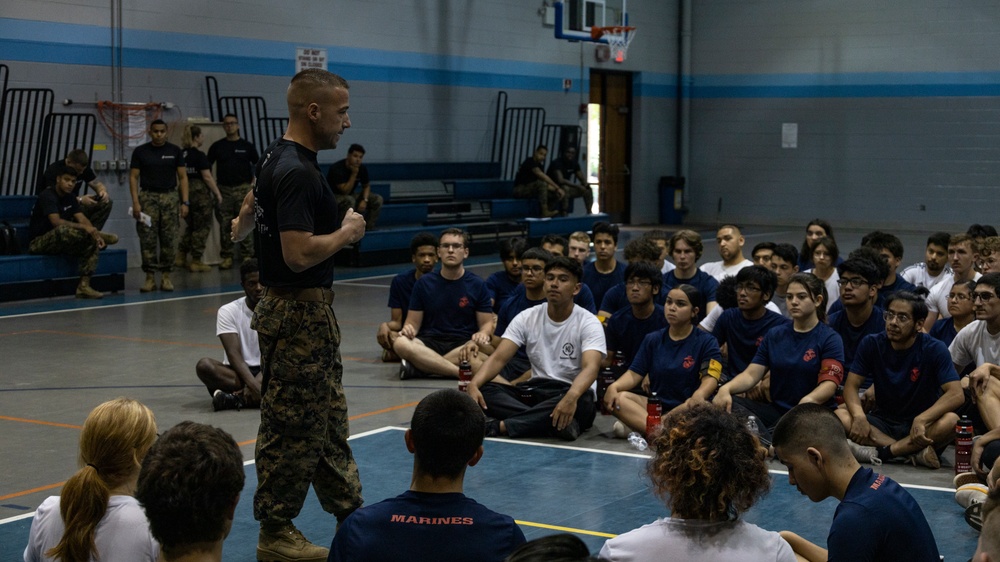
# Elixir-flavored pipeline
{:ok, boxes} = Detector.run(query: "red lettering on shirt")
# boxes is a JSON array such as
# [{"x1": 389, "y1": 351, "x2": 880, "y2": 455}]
[
  {"x1": 458, "y1": 296, "x2": 470, "y2": 308},
  {"x1": 391, "y1": 514, "x2": 406, "y2": 523},
  {"x1": 755, "y1": 336, "x2": 764, "y2": 347},
  {"x1": 803, "y1": 349, "x2": 816, "y2": 362},
  {"x1": 870, "y1": 474, "x2": 885, "y2": 490},
  {"x1": 683, "y1": 355, "x2": 694, "y2": 369},
  {"x1": 910, "y1": 367, "x2": 920, "y2": 382}
]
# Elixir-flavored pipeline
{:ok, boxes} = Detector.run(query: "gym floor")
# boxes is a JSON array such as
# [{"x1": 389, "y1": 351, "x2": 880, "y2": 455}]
[{"x1": 0, "y1": 225, "x2": 980, "y2": 559}]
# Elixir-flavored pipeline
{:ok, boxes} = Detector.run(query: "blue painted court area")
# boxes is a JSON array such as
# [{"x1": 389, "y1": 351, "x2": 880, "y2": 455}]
[{"x1": 0, "y1": 427, "x2": 978, "y2": 560}]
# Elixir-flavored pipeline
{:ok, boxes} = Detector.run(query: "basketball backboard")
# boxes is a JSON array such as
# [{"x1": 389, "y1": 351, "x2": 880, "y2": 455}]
[{"x1": 553, "y1": 0, "x2": 628, "y2": 43}]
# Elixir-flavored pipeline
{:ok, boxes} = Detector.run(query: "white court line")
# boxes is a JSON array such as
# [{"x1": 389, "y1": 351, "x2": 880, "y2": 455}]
[
  {"x1": 337, "y1": 282, "x2": 392, "y2": 288},
  {"x1": 766, "y1": 468, "x2": 955, "y2": 493}
]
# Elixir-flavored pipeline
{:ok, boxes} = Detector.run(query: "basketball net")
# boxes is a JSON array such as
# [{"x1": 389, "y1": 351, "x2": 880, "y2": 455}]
[{"x1": 591, "y1": 26, "x2": 636, "y2": 63}]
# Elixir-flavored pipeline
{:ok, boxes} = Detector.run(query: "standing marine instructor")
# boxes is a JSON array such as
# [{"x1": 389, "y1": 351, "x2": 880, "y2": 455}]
[{"x1": 232, "y1": 69, "x2": 366, "y2": 562}]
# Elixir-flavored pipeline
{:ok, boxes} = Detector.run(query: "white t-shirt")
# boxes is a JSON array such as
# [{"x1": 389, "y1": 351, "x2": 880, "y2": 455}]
[
  {"x1": 599, "y1": 517, "x2": 795, "y2": 562},
  {"x1": 700, "y1": 258, "x2": 754, "y2": 282},
  {"x1": 217, "y1": 296, "x2": 260, "y2": 367},
  {"x1": 927, "y1": 273, "x2": 982, "y2": 317},
  {"x1": 901, "y1": 262, "x2": 952, "y2": 290},
  {"x1": 950, "y1": 320, "x2": 1000, "y2": 369},
  {"x1": 503, "y1": 303, "x2": 606, "y2": 385},
  {"x1": 661, "y1": 260, "x2": 676, "y2": 275},
  {"x1": 699, "y1": 301, "x2": 781, "y2": 332},
  {"x1": 25, "y1": 495, "x2": 159, "y2": 562},
  {"x1": 805, "y1": 268, "x2": 840, "y2": 313}
]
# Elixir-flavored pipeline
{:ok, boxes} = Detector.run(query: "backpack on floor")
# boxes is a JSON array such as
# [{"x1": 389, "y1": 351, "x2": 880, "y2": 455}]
[{"x1": 0, "y1": 221, "x2": 20, "y2": 255}]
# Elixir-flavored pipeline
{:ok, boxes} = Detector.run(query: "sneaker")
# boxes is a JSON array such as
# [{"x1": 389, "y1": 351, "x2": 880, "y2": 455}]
[
  {"x1": 212, "y1": 390, "x2": 244, "y2": 412},
  {"x1": 399, "y1": 359, "x2": 417, "y2": 380},
  {"x1": 140, "y1": 273, "x2": 156, "y2": 293},
  {"x1": 160, "y1": 274, "x2": 174, "y2": 292},
  {"x1": 955, "y1": 482, "x2": 989, "y2": 509},
  {"x1": 908, "y1": 445, "x2": 941, "y2": 469},
  {"x1": 188, "y1": 261, "x2": 212, "y2": 272},
  {"x1": 257, "y1": 524, "x2": 328, "y2": 562},
  {"x1": 966, "y1": 502, "x2": 984, "y2": 532},
  {"x1": 612, "y1": 420, "x2": 629, "y2": 439},
  {"x1": 219, "y1": 257, "x2": 234, "y2": 270},
  {"x1": 847, "y1": 440, "x2": 883, "y2": 466},
  {"x1": 75, "y1": 285, "x2": 103, "y2": 299},
  {"x1": 555, "y1": 419, "x2": 581, "y2": 441},
  {"x1": 954, "y1": 471, "x2": 983, "y2": 488},
  {"x1": 484, "y1": 417, "x2": 502, "y2": 438}
]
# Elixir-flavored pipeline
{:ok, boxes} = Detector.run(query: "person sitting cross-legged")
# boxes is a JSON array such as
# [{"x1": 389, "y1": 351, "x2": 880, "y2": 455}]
[
  {"x1": 836, "y1": 291, "x2": 964, "y2": 469},
  {"x1": 376, "y1": 232, "x2": 438, "y2": 362},
  {"x1": 467, "y1": 257, "x2": 606, "y2": 441}
]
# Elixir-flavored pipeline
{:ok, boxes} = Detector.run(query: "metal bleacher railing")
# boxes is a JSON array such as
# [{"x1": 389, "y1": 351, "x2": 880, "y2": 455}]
[{"x1": 491, "y1": 90, "x2": 581, "y2": 181}]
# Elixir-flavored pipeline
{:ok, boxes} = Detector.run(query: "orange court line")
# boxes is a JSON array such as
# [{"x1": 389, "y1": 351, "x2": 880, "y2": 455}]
[
  {"x1": 32, "y1": 329, "x2": 219, "y2": 349},
  {"x1": 0, "y1": 481, "x2": 65, "y2": 502},
  {"x1": 0, "y1": 415, "x2": 83, "y2": 430}
]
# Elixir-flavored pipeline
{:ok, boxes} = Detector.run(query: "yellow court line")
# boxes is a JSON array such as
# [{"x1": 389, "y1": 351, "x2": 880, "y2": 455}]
[{"x1": 514, "y1": 519, "x2": 618, "y2": 539}]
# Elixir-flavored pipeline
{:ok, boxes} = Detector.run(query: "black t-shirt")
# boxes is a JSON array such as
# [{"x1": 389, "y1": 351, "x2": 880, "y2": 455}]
[
  {"x1": 29, "y1": 187, "x2": 80, "y2": 239},
  {"x1": 130, "y1": 142, "x2": 184, "y2": 192},
  {"x1": 254, "y1": 139, "x2": 341, "y2": 288},
  {"x1": 514, "y1": 157, "x2": 542, "y2": 186},
  {"x1": 208, "y1": 138, "x2": 259, "y2": 185},
  {"x1": 184, "y1": 147, "x2": 212, "y2": 179},
  {"x1": 546, "y1": 157, "x2": 582, "y2": 181},
  {"x1": 326, "y1": 159, "x2": 370, "y2": 195},
  {"x1": 36, "y1": 160, "x2": 97, "y2": 196}
]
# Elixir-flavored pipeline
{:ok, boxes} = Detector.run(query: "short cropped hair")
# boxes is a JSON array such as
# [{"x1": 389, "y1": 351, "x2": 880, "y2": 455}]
[
  {"x1": 642, "y1": 229, "x2": 669, "y2": 245},
  {"x1": 967, "y1": 224, "x2": 998, "y2": 239},
  {"x1": 624, "y1": 261, "x2": 663, "y2": 290},
  {"x1": 499, "y1": 237, "x2": 527, "y2": 260},
  {"x1": 976, "y1": 272, "x2": 1000, "y2": 295},
  {"x1": 951, "y1": 233, "x2": 980, "y2": 254},
  {"x1": 545, "y1": 256, "x2": 583, "y2": 282},
  {"x1": 136, "y1": 422, "x2": 244, "y2": 557},
  {"x1": 239, "y1": 258, "x2": 259, "y2": 283},
  {"x1": 927, "y1": 231, "x2": 950, "y2": 250},
  {"x1": 519, "y1": 246, "x2": 553, "y2": 264},
  {"x1": 623, "y1": 237, "x2": 661, "y2": 263},
  {"x1": 410, "y1": 389, "x2": 485, "y2": 479},
  {"x1": 751, "y1": 241, "x2": 776, "y2": 257},
  {"x1": 535, "y1": 143, "x2": 548, "y2": 152},
  {"x1": 410, "y1": 232, "x2": 438, "y2": 254},
  {"x1": 66, "y1": 149, "x2": 89, "y2": 166},
  {"x1": 53, "y1": 162, "x2": 80, "y2": 179},
  {"x1": 592, "y1": 221, "x2": 620, "y2": 245},
  {"x1": 150, "y1": 119, "x2": 166, "y2": 128},
  {"x1": 862, "y1": 230, "x2": 904, "y2": 259},
  {"x1": 440, "y1": 227, "x2": 470, "y2": 248},
  {"x1": 348, "y1": 143, "x2": 365, "y2": 155},
  {"x1": 848, "y1": 246, "x2": 890, "y2": 281},
  {"x1": 223, "y1": 113, "x2": 238, "y2": 121},
  {"x1": 772, "y1": 403, "x2": 852, "y2": 459},
  {"x1": 771, "y1": 243, "x2": 799, "y2": 266},
  {"x1": 568, "y1": 231, "x2": 591, "y2": 245},
  {"x1": 837, "y1": 256, "x2": 881, "y2": 286},
  {"x1": 669, "y1": 230, "x2": 704, "y2": 260},
  {"x1": 884, "y1": 291, "x2": 929, "y2": 324},
  {"x1": 735, "y1": 265, "x2": 777, "y2": 302}
]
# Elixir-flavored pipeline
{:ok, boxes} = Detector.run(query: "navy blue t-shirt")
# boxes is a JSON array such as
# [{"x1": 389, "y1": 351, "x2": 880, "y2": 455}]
[
  {"x1": 663, "y1": 269, "x2": 719, "y2": 304},
  {"x1": 606, "y1": 304, "x2": 668, "y2": 366},
  {"x1": 387, "y1": 269, "x2": 419, "y2": 322},
  {"x1": 712, "y1": 308, "x2": 790, "y2": 380},
  {"x1": 851, "y1": 332, "x2": 958, "y2": 420},
  {"x1": 876, "y1": 273, "x2": 918, "y2": 309},
  {"x1": 583, "y1": 261, "x2": 626, "y2": 311},
  {"x1": 503, "y1": 283, "x2": 596, "y2": 315},
  {"x1": 630, "y1": 327, "x2": 722, "y2": 409},
  {"x1": 929, "y1": 316, "x2": 958, "y2": 346},
  {"x1": 751, "y1": 322, "x2": 844, "y2": 412},
  {"x1": 329, "y1": 490, "x2": 526, "y2": 562},
  {"x1": 828, "y1": 468, "x2": 940, "y2": 562},
  {"x1": 600, "y1": 283, "x2": 669, "y2": 314},
  {"x1": 486, "y1": 270, "x2": 521, "y2": 313},
  {"x1": 828, "y1": 307, "x2": 885, "y2": 378},
  {"x1": 409, "y1": 270, "x2": 492, "y2": 339}
]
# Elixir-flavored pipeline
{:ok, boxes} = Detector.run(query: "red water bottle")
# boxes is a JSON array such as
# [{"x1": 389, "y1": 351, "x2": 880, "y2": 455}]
[
  {"x1": 597, "y1": 366, "x2": 615, "y2": 415},
  {"x1": 458, "y1": 360, "x2": 471, "y2": 393},
  {"x1": 612, "y1": 351, "x2": 627, "y2": 377},
  {"x1": 645, "y1": 392, "x2": 662, "y2": 438},
  {"x1": 955, "y1": 415, "x2": 974, "y2": 474}
]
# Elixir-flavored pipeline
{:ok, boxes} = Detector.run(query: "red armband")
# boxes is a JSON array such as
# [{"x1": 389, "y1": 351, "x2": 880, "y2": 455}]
[{"x1": 819, "y1": 358, "x2": 844, "y2": 385}]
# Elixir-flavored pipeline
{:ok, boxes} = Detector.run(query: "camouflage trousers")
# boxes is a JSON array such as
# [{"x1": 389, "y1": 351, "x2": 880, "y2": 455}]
[
  {"x1": 136, "y1": 190, "x2": 179, "y2": 273},
  {"x1": 177, "y1": 178, "x2": 215, "y2": 260},
  {"x1": 251, "y1": 292, "x2": 363, "y2": 525},
  {"x1": 81, "y1": 197, "x2": 113, "y2": 230},
  {"x1": 28, "y1": 224, "x2": 99, "y2": 275},
  {"x1": 334, "y1": 192, "x2": 383, "y2": 230},
  {"x1": 216, "y1": 182, "x2": 253, "y2": 260},
  {"x1": 513, "y1": 179, "x2": 565, "y2": 216}
]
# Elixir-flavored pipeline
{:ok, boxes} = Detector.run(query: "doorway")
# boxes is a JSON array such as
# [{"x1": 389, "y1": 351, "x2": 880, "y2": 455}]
[{"x1": 588, "y1": 70, "x2": 632, "y2": 223}]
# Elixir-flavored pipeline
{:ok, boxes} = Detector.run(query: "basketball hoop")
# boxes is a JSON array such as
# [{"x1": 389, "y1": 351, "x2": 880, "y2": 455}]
[{"x1": 591, "y1": 25, "x2": 636, "y2": 63}]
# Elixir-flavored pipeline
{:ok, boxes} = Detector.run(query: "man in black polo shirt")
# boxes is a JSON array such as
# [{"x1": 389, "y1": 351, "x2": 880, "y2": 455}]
[
  {"x1": 36, "y1": 149, "x2": 113, "y2": 230},
  {"x1": 326, "y1": 143, "x2": 382, "y2": 230},
  {"x1": 29, "y1": 164, "x2": 118, "y2": 298},
  {"x1": 546, "y1": 145, "x2": 592, "y2": 215},
  {"x1": 513, "y1": 144, "x2": 564, "y2": 218},
  {"x1": 232, "y1": 69, "x2": 366, "y2": 561},
  {"x1": 129, "y1": 119, "x2": 188, "y2": 292},
  {"x1": 208, "y1": 113, "x2": 260, "y2": 269}
]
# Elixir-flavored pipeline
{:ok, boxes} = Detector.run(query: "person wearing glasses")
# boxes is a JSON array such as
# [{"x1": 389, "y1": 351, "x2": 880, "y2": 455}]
[
  {"x1": 924, "y1": 233, "x2": 982, "y2": 332},
  {"x1": 208, "y1": 113, "x2": 260, "y2": 270},
  {"x1": 489, "y1": 247, "x2": 554, "y2": 385},
  {"x1": 930, "y1": 280, "x2": 977, "y2": 347},
  {"x1": 394, "y1": 228, "x2": 494, "y2": 379},
  {"x1": 604, "y1": 262, "x2": 667, "y2": 375},
  {"x1": 836, "y1": 291, "x2": 963, "y2": 469},
  {"x1": 827, "y1": 257, "x2": 886, "y2": 392}
]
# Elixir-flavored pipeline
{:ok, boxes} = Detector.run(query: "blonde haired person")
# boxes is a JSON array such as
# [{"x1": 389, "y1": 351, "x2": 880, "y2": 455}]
[{"x1": 24, "y1": 398, "x2": 160, "y2": 562}]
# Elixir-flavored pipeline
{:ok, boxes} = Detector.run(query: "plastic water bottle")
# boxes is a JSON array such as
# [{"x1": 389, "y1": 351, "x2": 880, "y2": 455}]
[
  {"x1": 612, "y1": 351, "x2": 628, "y2": 377},
  {"x1": 746, "y1": 415, "x2": 760, "y2": 437},
  {"x1": 955, "y1": 415, "x2": 974, "y2": 474},
  {"x1": 645, "y1": 393, "x2": 662, "y2": 438},
  {"x1": 458, "y1": 360, "x2": 471, "y2": 393},
  {"x1": 627, "y1": 432, "x2": 648, "y2": 451},
  {"x1": 597, "y1": 366, "x2": 615, "y2": 415}
]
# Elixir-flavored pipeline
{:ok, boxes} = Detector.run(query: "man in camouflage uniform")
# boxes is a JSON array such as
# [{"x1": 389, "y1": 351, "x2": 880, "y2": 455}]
[
  {"x1": 29, "y1": 164, "x2": 118, "y2": 298},
  {"x1": 209, "y1": 113, "x2": 259, "y2": 270},
  {"x1": 129, "y1": 119, "x2": 188, "y2": 292},
  {"x1": 232, "y1": 69, "x2": 366, "y2": 562}
]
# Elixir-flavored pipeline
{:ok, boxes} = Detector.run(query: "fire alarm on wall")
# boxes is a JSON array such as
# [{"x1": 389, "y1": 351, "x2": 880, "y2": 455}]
[{"x1": 595, "y1": 44, "x2": 611, "y2": 62}]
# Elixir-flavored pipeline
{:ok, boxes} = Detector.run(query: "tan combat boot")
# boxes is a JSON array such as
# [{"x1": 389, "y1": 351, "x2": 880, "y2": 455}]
[
  {"x1": 160, "y1": 272, "x2": 174, "y2": 292},
  {"x1": 140, "y1": 273, "x2": 156, "y2": 293},
  {"x1": 75, "y1": 276, "x2": 103, "y2": 299},
  {"x1": 219, "y1": 257, "x2": 234, "y2": 270},
  {"x1": 257, "y1": 524, "x2": 329, "y2": 562},
  {"x1": 188, "y1": 261, "x2": 212, "y2": 272}
]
